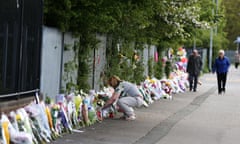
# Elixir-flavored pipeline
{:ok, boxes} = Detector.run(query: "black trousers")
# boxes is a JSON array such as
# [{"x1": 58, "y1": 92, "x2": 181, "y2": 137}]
[
  {"x1": 235, "y1": 62, "x2": 239, "y2": 69},
  {"x1": 217, "y1": 72, "x2": 227, "y2": 93},
  {"x1": 189, "y1": 74, "x2": 198, "y2": 91}
]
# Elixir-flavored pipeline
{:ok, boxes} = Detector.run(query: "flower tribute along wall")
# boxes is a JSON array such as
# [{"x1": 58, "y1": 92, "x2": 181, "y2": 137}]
[{"x1": 0, "y1": 49, "x2": 189, "y2": 144}]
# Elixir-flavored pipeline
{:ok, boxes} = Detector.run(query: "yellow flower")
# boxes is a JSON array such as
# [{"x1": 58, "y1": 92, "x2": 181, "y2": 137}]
[{"x1": 15, "y1": 114, "x2": 21, "y2": 120}]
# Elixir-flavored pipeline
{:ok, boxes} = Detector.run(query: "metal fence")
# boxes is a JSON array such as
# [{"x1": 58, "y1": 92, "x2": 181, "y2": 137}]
[
  {"x1": 225, "y1": 50, "x2": 236, "y2": 64},
  {"x1": 0, "y1": 0, "x2": 43, "y2": 98}
]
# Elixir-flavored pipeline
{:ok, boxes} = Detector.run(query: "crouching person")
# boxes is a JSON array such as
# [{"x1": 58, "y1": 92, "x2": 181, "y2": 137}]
[{"x1": 103, "y1": 75, "x2": 146, "y2": 121}]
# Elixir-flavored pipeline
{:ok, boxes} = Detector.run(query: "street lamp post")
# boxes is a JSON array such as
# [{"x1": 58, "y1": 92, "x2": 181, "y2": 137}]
[
  {"x1": 209, "y1": 28, "x2": 213, "y2": 71},
  {"x1": 209, "y1": 0, "x2": 218, "y2": 71},
  {"x1": 236, "y1": 37, "x2": 240, "y2": 54}
]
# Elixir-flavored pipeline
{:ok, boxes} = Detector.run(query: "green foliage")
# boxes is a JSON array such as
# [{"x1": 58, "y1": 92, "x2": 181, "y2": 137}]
[
  {"x1": 105, "y1": 38, "x2": 145, "y2": 84},
  {"x1": 77, "y1": 34, "x2": 99, "y2": 91},
  {"x1": 44, "y1": 96, "x2": 52, "y2": 105},
  {"x1": 119, "y1": 58, "x2": 133, "y2": 82},
  {"x1": 148, "y1": 58, "x2": 154, "y2": 78},
  {"x1": 44, "y1": 0, "x2": 213, "y2": 44},
  {"x1": 63, "y1": 60, "x2": 78, "y2": 93},
  {"x1": 154, "y1": 60, "x2": 163, "y2": 79},
  {"x1": 133, "y1": 61, "x2": 145, "y2": 85},
  {"x1": 62, "y1": 42, "x2": 79, "y2": 93},
  {"x1": 202, "y1": 57, "x2": 209, "y2": 73},
  {"x1": 165, "y1": 61, "x2": 172, "y2": 79},
  {"x1": 44, "y1": 0, "x2": 73, "y2": 32},
  {"x1": 105, "y1": 36, "x2": 121, "y2": 78},
  {"x1": 184, "y1": 0, "x2": 228, "y2": 66},
  {"x1": 43, "y1": 0, "x2": 221, "y2": 88},
  {"x1": 222, "y1": 0, "x2": 240, "y2": 50}
]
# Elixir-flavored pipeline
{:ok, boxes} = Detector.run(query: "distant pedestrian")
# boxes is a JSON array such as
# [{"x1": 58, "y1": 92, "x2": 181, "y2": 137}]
[
  {"x1": 234, "y1": 51, "x2": 240, "y2": 69},
  {"x1": 103, "y1": 76, "x2": 146, "y2": 121},
  {"x1": 187, "y1": 49, "x2": 203, "y2": 92},
  {"x1": 212, "y1": 50, "x2": 230, "y2": 95}
]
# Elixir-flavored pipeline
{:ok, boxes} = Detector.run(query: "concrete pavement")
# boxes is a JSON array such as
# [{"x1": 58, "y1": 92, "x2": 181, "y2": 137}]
[
  {"x1": 156, "y1": 66, "x2": 240, "y2": 144},
  {"x1": 52, "y1": 66, "x2": 239, "y2": 144}
]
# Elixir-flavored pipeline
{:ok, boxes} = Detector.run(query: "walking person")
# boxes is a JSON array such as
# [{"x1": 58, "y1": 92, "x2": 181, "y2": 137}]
[
  {"x1": 186, "y1": 49, "x2": 203, "y2": 92},
  {"x1": 212, "y1": 50, "x2": 230, "y2": 95},
  {"x1": 103, "y1": 75, "x2": 147, "y2": 121},
  {"x1": 234, "y1": 51, "x2": 240, "y2": 69}
]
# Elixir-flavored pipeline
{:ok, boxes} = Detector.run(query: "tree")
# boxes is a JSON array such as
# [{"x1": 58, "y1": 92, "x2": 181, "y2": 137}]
[
  {"x1": 44, "y1": 0, "x2": 216, "y2": 90},
  {"x1": 222, "y1": 0, "x2": 240, "y2": 50}
]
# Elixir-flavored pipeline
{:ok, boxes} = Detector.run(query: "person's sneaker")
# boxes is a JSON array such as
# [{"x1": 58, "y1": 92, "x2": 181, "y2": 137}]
[
  {"x1": 142, "y1": 100, "x2": 149, "y2": 108},
  {"x1": 198, "y1": 81, "x2": 202, "y2": 85},
  {"x1": 125, "y1": 115, "x2": 136, "y2": 121},
  {"x1": 218, "y1": 89, "x2": 222, "y2": 95},
  {"x1": 119, "y1": 114, "x2": 127, "y2": 120},
  {"x1": 222, "y1": 88, "x2": 226, "y2": 93}
]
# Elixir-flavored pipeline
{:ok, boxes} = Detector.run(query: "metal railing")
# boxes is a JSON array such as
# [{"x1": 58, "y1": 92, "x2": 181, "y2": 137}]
[{"x1": 0, "y1": 89, "x2": 39, "y2": 98}]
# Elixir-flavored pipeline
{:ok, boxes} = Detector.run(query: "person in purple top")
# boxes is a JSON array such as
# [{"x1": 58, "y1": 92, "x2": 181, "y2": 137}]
[{"x1": 212, "y1": 50, "x2": 230, "y2": 95}]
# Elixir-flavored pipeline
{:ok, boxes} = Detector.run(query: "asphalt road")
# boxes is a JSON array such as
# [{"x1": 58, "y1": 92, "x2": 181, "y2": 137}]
[{"x1": 52, "y1": 66, "x2": 240, "y2": 144}]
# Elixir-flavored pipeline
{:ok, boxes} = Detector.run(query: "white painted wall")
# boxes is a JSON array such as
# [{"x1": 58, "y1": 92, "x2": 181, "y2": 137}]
[
  {"x1": 142, "y1": 44, "x2": 149, "y2": 77},
  {"x1": 94, "y1": 34, "x2": 107, "y2": 91},
  {"x1": 40, "y1": 27, "x2": 156, "y2": 99},
  {"x1": 61, "y1": 33, "x2": 79, "y2": 92},
  {"x1": 87, "y1": 34, "x2": 107, "y2": 91},
  {"x1": 40, "y1": 26, "x2": 63, "y2": 99}
]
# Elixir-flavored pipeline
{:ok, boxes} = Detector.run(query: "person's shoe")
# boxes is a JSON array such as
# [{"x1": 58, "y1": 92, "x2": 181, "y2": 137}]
[
  {"x1": 222, "y1": 88, "x2": 226, "y2": 93},
  {"x1": 198, "y1": 81, "x2": 202, "y2": 85},
  {"x1": 218, "y1": 91, "x2": 222, "y2": 95},
  {"x1": 119, "y1": 114, "x2": 127, "y2": 120},
  {"x1": 142, "y1": 100, "x2": 149, "y2": 108},
  {"x1": 193, "y1": 89, "x2": 197, "y2": 92},
  {"x1": 125, "y1": 115, "x2": 136, "y2": 121}
]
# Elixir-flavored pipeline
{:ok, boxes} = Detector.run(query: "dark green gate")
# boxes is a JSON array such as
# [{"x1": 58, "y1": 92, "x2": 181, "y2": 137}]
[{"x1": 0, "y1": 0, "x2": 43, "y2": 100}]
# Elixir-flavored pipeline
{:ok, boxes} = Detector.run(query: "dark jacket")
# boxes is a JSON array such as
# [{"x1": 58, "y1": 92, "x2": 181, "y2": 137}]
[
  {"x1": 212, "y1": 56, "x2": 230, "y2": 74},
  {"x1": 187, "y1": 54, "x2": 203, "y2": 76}
]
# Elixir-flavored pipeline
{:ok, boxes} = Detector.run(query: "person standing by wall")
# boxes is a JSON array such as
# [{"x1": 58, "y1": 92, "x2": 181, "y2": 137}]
[
  {"x1": 187, "y1": 49, "x2": 203, "y2": 92},
  {"x1": 212, "y1": 50, "x2": 230, "y2": 95},
  {"x1": 234, "y1": 51, "x2": 240, "y2": 69}
]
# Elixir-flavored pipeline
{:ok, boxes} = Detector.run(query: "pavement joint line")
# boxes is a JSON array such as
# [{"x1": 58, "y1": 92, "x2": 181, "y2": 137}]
[{"x1": 132, "y1": 86, "x2": 217, "y2": 144}]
